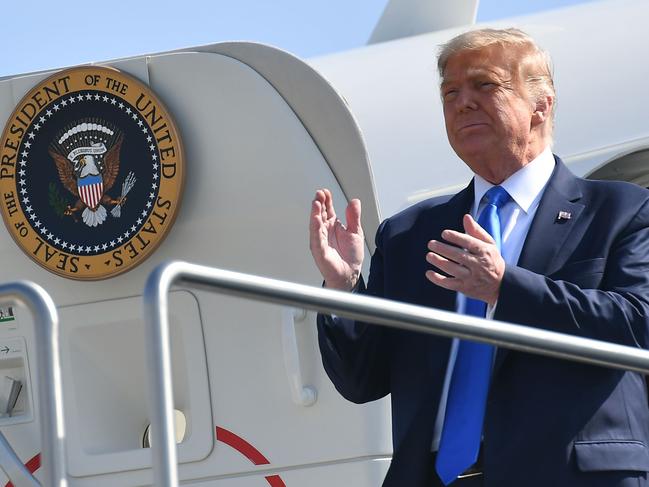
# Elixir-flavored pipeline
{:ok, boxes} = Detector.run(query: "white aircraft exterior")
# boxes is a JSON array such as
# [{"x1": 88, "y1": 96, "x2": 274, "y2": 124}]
[
  {"x1": 0, "y1": 0, "x2": 646, "y2": 485},
  {"x1": 312, "y1": 0, "x2": 649, "y2": 219}
]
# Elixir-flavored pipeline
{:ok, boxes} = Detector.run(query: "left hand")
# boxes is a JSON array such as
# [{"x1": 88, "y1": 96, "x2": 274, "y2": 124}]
[{"x1": 425, "y1": 214, "x2": 505, "y2": 306}]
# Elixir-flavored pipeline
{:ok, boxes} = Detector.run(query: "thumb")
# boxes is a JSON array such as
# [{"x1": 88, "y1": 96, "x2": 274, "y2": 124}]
[
  {"x1": 346, "y1": 199, "x2": 362, "y2": 234},
  {"x1": 463, "y1": 214, "x2": 495, "y2": 244}
]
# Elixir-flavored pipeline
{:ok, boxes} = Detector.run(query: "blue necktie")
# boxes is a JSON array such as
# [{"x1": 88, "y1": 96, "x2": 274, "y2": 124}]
[{"x1": 435, "y1": 185, "x2": 510, "y2": 485}]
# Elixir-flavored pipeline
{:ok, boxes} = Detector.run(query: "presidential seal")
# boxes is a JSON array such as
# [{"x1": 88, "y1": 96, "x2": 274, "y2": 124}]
[{"x1": 0, "y1": 66, "x2": 184, "y2": 279}]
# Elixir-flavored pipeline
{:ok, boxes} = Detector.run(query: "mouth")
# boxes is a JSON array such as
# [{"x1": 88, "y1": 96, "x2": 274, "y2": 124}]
[{"x1": 458, "y1": 122, "x2": 488, "y2": 132}]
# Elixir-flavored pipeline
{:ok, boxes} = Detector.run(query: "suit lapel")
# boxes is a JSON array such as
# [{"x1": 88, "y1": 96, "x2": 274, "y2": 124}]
[
  {"x1": 516, "y1": 158, "x2": 585, "y2": 274},
  {"x1": 421, "y1": 182, "x2": 475, "y2": 312},
  {"x1": 494, "y1": 157, "x2": 585, "y2": 372}
]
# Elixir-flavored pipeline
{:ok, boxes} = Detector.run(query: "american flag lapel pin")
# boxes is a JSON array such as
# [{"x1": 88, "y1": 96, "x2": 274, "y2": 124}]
[{"x1": 556, "y1": 211, "x2": 572, "y2": 222}]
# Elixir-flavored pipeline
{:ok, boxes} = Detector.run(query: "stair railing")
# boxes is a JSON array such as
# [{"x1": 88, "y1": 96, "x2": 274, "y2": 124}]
[
  {"x1": 143, "y1": 260, "x2": 649, "y2": 487},
  {"x1": 0, "y1": 282, "x2": 65, "y2": 487}
]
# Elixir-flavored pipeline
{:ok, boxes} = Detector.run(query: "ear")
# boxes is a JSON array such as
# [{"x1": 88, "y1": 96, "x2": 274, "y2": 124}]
[{"x1": 531, "y1": 95, "x2": 554, "y2": 127}]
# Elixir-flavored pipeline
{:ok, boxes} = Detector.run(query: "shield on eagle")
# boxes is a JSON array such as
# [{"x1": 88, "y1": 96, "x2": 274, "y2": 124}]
[{"x1": 77, "y1": 174, "x2": 104, "y2": 210}]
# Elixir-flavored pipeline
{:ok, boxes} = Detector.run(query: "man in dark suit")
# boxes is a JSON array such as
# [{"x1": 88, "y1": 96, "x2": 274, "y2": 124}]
[{"x1": 309, "y1": 28, "x2": 649, "y2": 486}]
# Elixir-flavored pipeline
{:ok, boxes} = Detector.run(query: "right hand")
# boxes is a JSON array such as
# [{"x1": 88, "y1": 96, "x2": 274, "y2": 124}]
[{"x1": 309, "y1": 189, "x2": 364, "y2": 291}]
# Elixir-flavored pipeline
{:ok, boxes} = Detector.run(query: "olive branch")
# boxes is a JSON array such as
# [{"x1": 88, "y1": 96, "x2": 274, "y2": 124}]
[{"x1": 48, "y1": 182, "x2": 69, "y2": 218}]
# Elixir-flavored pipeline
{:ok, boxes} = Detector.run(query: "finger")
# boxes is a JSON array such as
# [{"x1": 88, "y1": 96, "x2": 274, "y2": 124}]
[
  {"x1": 346, "y1": 199, "x2": 362, "y2": 234},
  {"x1": 310, "y1": 199, "x2": 326, "y2": 233},
  {"x1": 309, "y1": 201, "x2": 327, "y2": 252},
  {"x1": 323, "y1": 188, "x2": 336, "y2": 221},
  {"x1": 310, "y1": 199, "x2": 323, "y2": 226},
  {"x1": 440, "y1": 229, "x2": 485, "y2": 254},
  {"x1": 314, "y1": 189, "x2": 327, "y2": 212},
  {"x1": 427, "y1": 239, "x2": 470, "y2": 265},
  {"x1": 426, "y1": 251, "x2": 470, "y2": 278},
  {"x1": 463, "y1": 214, "x2": 496, "y2": 245},
  {"x1": 314, "y1": 189, "x2": 329, "y2": 221},
  {"x1": 425, "y1": 270, "x2": 462, "y2": 291}
]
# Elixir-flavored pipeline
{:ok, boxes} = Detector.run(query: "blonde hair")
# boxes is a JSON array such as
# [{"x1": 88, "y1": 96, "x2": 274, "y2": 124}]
[{"x1": 438, "y1": 28, "x2": 555, "y2": 122}]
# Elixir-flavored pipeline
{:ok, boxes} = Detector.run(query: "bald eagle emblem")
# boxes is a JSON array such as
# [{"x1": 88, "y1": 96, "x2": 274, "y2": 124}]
[{"x1": 48, "y1": 120, "x2": 136, "y2": 227}]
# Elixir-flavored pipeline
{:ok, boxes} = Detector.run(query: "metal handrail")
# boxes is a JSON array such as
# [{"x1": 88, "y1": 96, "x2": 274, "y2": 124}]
[
  {"x1": 0, "y1": 282, "x2": 66, "y2": 487},
  {"x1": 143, "y1": 260, "x2": 649, "y2": 487}
]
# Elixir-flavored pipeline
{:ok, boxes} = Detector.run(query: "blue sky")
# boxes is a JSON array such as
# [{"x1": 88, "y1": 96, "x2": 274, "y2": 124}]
[{"x1": 2, "y1": 0, "x2": 594, "y2": 77}]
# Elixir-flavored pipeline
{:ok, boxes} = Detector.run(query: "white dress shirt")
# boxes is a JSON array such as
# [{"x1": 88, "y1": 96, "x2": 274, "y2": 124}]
[{"x1": 431, "y1": 146, "x2": 556, "y2": 451}]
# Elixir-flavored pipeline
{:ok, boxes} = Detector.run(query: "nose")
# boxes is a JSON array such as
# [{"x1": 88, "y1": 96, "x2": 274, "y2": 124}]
[{"x1": 456, "y1": 87, "x2": 478, "y2": 112}]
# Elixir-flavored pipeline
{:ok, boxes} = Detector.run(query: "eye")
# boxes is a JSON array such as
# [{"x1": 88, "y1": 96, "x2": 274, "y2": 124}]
[
  {"x1": 479, "y1": 81, "x2": 496, "y2": 90},
  {"x1": 443, "y1": 89, "x2": 458, "y2": 101}
]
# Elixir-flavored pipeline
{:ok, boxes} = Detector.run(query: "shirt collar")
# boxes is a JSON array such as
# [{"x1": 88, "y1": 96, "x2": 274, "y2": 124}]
[{"x1": 472, "y1": 146, "x2": 555, "y2": 215}]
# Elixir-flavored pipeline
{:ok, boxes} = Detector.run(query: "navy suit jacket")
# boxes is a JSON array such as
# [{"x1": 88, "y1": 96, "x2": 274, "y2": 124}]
[{"x1": 318, "y1": 158, "x2": 649, "y2": 486}]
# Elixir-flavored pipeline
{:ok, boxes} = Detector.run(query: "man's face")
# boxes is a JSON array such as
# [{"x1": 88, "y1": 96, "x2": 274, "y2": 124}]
[{"x1": 441, "y1": 45, "x2": 538, "y2": 183}]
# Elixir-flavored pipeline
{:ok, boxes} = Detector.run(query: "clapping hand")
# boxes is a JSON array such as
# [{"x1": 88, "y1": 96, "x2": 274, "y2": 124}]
[
  {"x1": 425, "y1": 214, "x2": 505, "y2": 305},
  {"x1": 309, "y1": 189, "x2": 364, "y2": 291}
]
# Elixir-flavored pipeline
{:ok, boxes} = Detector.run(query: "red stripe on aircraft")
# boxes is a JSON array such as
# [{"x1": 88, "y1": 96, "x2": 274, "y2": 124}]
[
  {"x1": 5, "y1": 431, "x2": 288, "y2": 486},
  {"x1": 4, "y1": 453, "x2": 40, "y2": 487},
  {"x1": 216, "y1": 426, "x2": 287, "y2": 486},
  {"x1": 216, "y1": 426, "x2": 270, "y2": 465},
  {"x1": 264, "y1": 474, "x2": 287, "y2": 487}
]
